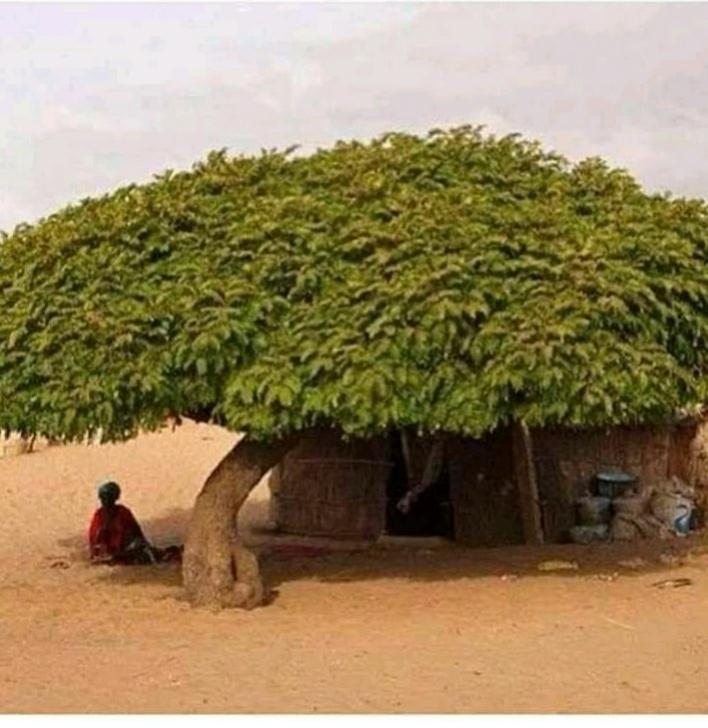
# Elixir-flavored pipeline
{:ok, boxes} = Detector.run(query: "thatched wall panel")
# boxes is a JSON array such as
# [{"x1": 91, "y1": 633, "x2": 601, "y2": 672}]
[{"x1": 269, "y1": 430, "x2": 392, "y2": 539}]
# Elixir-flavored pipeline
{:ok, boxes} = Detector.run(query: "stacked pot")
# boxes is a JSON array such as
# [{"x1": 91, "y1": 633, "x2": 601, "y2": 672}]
[
  {"x1": 570, "y1": 495, "x2": 612, "y2": 544},
  {"x1": 570, "y1": 472, "x2": 638, "y2": 544}
]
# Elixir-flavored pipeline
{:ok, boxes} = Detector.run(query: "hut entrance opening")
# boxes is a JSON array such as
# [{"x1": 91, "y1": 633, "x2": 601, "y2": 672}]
[{"x1": 385, "y1": 432, "x2": 454, "y2": 538}]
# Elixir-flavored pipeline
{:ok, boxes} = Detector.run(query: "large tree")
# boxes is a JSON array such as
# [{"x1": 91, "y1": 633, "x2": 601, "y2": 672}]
[{"x1": 1, "y1": 127, "x2": 706, "y2": 607}]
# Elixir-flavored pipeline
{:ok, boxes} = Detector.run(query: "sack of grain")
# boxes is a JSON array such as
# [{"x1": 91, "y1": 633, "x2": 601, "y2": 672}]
[
  {"x1": 650, "y1": 492, "x2": 692, "y2": 532},
  {"x1": 612, "y1": 494, "x2": 646, "y2": 517},
  {"x1": 576, "y1": 496, "x2": 612, "y2": 526},
  {"x1": 610, "y1": 514, "x2": 641, "y2": 541}
]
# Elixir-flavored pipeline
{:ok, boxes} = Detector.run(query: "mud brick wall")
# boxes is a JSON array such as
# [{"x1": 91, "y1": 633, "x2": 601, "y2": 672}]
[
  {"x1": 530, "y1": 426, "x2": 673, "y2": 542},
  {"x1": 669, "y1": 419, "x2": 708, "y2": 520}
]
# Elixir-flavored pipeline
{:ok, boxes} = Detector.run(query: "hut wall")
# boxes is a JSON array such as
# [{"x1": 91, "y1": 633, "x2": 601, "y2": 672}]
[
  {"x1": 531, "y1": 424, "x2": 692, "y2": 542},
  {"x1": 268, "y1": 418, "x2": 708, "y2": 545},
  {"x1": 693, "y1": 420, "x2": 708, "y2": 520},
  {"x1": 668, "y1": 418, "x2": 708, "y2": 522},
  {"x1": 692, "y1": 420, "x2": 708, "y2": 497},
  {"x1": 447, "y1": 428, "x2": 525, "y2": 546},
  {"x1": 268, "y1": 429, "x2": 392, "y2": 540}
]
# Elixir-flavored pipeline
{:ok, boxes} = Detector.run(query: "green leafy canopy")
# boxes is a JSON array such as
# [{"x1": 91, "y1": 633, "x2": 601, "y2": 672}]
[{"x1": 1, "y1": 126, "x2": 706, "y2": 442}]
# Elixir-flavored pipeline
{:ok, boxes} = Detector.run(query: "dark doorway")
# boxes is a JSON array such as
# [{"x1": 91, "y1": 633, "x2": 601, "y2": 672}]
[{"x1": 385, "y1": 432, "x2": 454, "y2": 538}]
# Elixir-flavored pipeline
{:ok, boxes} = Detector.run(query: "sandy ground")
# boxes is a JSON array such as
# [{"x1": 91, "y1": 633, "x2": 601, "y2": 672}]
[{"x1": 1, "y1": 420, "x2": 707, "y2": 714}]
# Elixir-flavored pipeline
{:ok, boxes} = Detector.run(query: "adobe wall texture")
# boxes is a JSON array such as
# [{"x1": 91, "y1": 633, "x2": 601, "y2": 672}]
[{"x1": 531, "y1": 420, "x2": 708, "y2": 542}]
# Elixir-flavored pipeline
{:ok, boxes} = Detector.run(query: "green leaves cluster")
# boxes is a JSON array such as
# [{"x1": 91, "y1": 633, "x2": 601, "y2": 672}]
[{"x1": 1, "y1": 126, "x2": 706, "y2": 442}]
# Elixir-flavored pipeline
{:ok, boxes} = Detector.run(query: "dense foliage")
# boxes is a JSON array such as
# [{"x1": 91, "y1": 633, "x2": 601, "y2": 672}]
[{"x1": 1, "y1": 126, "x2": 706, "y2": 441}]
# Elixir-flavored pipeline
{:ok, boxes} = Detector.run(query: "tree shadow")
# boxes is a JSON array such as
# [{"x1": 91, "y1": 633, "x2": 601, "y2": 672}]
[
  {"x1": 57, "y1": 496, "x2": 708, "y2": 597},
  {"x1": 79, "y1": 533, "x2": 708, "y2": 602},
  {"x1": 263, "y1": 534, "x2": 707, "y2": 590},
  {"x1": 57, "y1": 499, "x2": 276, "y2": 592},
  {"x1": 60, "y1": 496, "x2": 270, "y2": 557}
]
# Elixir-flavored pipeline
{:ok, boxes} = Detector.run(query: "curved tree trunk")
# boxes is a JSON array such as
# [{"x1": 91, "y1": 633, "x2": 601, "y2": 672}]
[{"x1": 182, "y1": 436, "x2": 298, "y2": 609}]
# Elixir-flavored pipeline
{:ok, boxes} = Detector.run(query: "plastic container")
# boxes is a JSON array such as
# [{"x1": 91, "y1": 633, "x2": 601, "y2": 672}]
[
  {"x1": 576, "y1": 496, "x2": 612, "y2": 526},
  {"x1": 596, "y1": 471, "x2": 637, "y2": 499},
  {"x1": 675, "y1": 511, "x2": 692, "y2": 535}
]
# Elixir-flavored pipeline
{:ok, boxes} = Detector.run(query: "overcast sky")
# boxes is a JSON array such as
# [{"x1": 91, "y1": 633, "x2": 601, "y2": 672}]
[{"x1": 1, "y1": 2, "x2": 707, "y2": 231}]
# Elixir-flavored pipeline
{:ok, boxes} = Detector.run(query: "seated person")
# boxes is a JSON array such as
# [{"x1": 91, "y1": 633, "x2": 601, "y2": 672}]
[{"x1": 88, "y1": 481, "x2": 181, "y2": 564}]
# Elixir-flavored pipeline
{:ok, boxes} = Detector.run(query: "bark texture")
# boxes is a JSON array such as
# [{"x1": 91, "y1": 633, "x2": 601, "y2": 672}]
[
  {"x1": 182, "y1": 436, "x2": 297, "y2": 609},
  {"x1": 512, "y1": 421, "x2": 544, "y2": 544}
]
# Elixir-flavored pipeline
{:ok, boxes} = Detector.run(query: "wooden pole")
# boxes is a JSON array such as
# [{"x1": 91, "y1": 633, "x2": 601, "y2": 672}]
[{"x1": 513, "y1": 421, "x2": 544, "y2": 544}]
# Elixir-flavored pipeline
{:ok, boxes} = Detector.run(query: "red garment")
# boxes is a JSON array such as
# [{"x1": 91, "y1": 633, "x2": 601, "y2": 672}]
[{"x1": 88, "y1": 504, "x2": 145, "y2": 558}]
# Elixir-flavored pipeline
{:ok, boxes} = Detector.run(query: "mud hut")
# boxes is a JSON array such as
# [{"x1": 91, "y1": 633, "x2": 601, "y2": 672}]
[
  {"x1": 268, "y1": 427, "x2": 526, "y2": 545},
  {"x1": 269, "y1": 417, "x2": 708, "y2": 545}
]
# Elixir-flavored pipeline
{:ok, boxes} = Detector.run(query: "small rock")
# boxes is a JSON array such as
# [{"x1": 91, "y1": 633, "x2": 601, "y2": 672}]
[
  {"x1": 500, "y1": 573, "x2": 520, "y2": 582},
  {"x1": 537, "y1": 560, "x2": 579, "y2": 572}
]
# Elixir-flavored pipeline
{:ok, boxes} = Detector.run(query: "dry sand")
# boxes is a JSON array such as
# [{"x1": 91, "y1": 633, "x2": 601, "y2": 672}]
[{"x1": 1, "y1": 420, "x2": 707, "y2": 713}]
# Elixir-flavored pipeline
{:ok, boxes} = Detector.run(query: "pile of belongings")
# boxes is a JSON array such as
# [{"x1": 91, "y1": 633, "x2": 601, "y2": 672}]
[
  {"x1": 570, "y1": 474, "x2": 699, "y2": 544},
  {"x1": 610, "y1": 476, "x2": 697, "y2": 542}
]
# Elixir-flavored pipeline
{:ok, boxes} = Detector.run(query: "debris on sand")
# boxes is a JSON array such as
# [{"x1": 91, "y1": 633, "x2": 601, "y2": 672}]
[
  {"x1": 537, "y1": 560, "x2": 579, "y2": 572},
  {"x1": 592, "y1": 572, "x2": 619, "y2": 582},
  {"x1": 652, "y1": 578, "x2": 693, "y2": 589}
]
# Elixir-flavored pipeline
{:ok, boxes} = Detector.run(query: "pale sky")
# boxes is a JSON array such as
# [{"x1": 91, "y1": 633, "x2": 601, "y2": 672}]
[{"x1": 1, "y1": 2, "x2": 707, "y2": 232}]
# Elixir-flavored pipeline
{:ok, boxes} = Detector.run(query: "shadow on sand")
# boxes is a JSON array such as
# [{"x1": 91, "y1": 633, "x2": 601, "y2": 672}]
[{"x1": 58, "y1": 499, "x2": 708, "y2": 601}]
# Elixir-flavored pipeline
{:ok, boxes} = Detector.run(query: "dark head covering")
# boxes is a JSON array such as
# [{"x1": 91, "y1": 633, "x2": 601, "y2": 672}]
[{"x1": 97, "y1": 480, "x2": 121, "y2": 505}]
